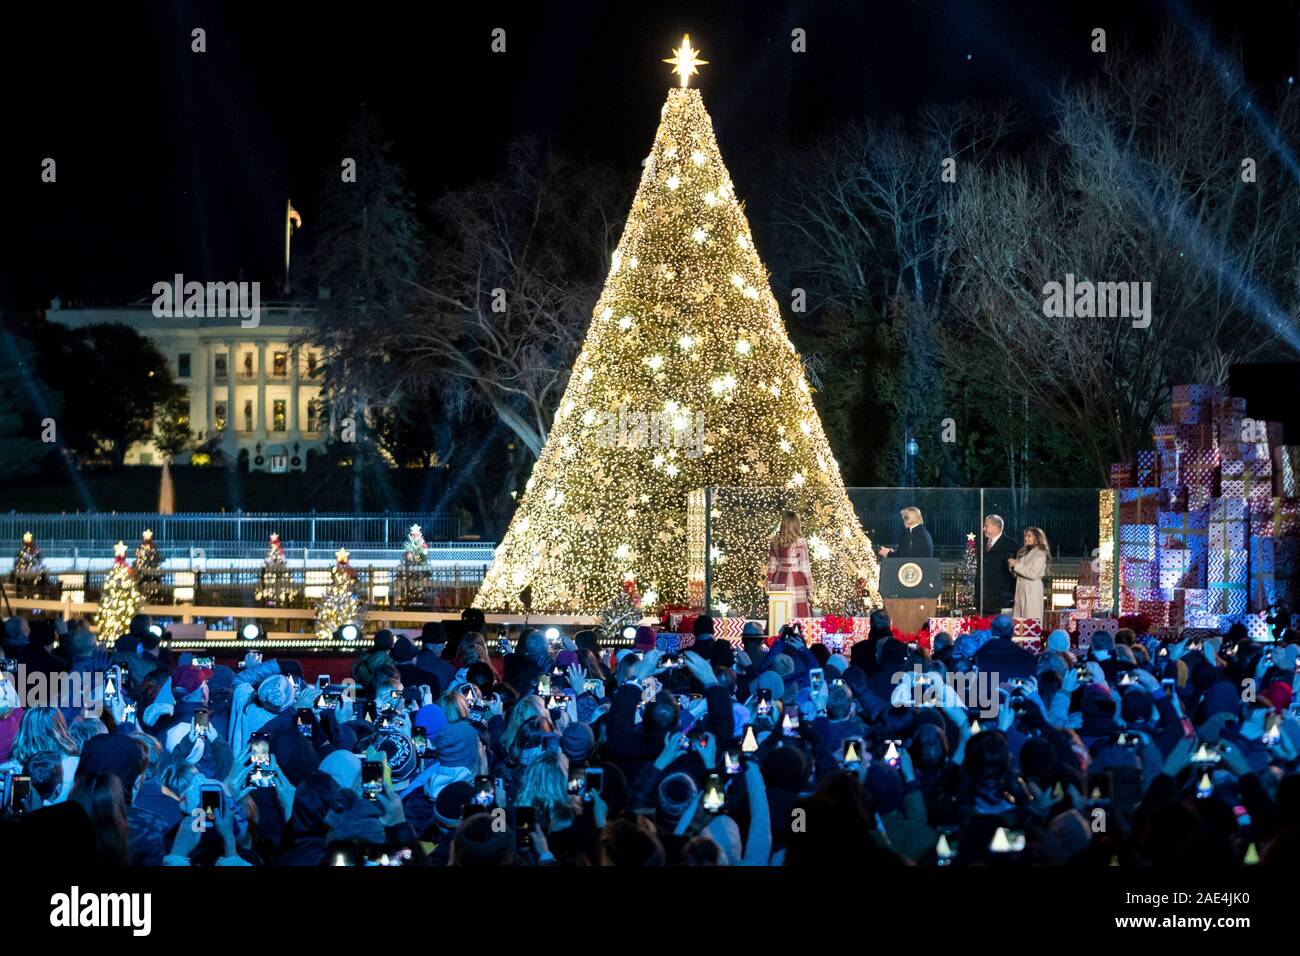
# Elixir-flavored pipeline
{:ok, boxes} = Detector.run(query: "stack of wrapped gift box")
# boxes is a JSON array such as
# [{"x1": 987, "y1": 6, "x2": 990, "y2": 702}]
[{"x1": 1104, "y1": 384, "x2": 1300, "y2": 638}]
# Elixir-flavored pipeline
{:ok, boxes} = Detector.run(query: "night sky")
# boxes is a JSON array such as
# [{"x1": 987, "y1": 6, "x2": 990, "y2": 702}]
[{"x1": 2, "y1": 0, "x2": 1295, "y2": 311}]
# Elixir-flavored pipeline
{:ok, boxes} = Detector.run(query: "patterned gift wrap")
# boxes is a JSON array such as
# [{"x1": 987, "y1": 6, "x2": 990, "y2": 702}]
[
  {"x1": 1120, "y1": 558, "x2": 1156, "y2": 587},
  {"x1": 1238, "y1": 439, "x2": 1272, "y2": 463},
  {"x1": 1119, "y1": 588, "x2": 1139, "y2": 613},
  {"x1": 1176, "y1": 422, "x2": 1216, "y2": 453},
  {"x1": 716, "y1": 618, "x2": 752, "y2": 642},
  {"x1": 1208, "y1": 546, "x2": 1249, "y2": 584},
  {"x1": 1013, "y1": 618, "x2": 1042, "y2": 639},
  {"x1": 1249, "y1": 538, "x2": 1277, "y2": 611},
  {"x1": 1171, "y1": 386, "x2": 1210, "y2": 425},
  {"x1": 1158, "y1": 452, "x2": 1182, "y2": 490},
  {"x1": 1245, "y1": 613, "x2": 1272, "y2": 641},
  {"x1": 1273, "y1": 447, "x2": 1300, "y2": 497},
  {"x1": 1119, "y1": 524, "x2": 1160, "y2": 560},
  {"x1": 1118, "y1": 488, "x2": 1169, "y2": 526},
  {"x1": 1076, "y1": 617, "x2": 1120, "y2": 647},
  {"x1": 1185, "y1": 609, "x2": 1220, "y2": 628},
  {"x1": 1206, "y1": 581, "x2": 1249, "y2": 615},
  {"x1": 927, "y1": 617, "x2": 967, "y2": 636},
  {"x1": 1212, "y1": 397, "x2": 1247, "y2": 452},
  {"x1": 1058, "y1": 608, "x2": 1092, "y2": 633},
  {"x1": 1158, "y1": 549, "x2": 1204, "y2": 589},
  {"x1": 1109, "y1": 463, "x2": 1135, "y2": 489},
  {"x1": 1157, "y1": 508, "x2": 1210, "y2": 550},
  {"x1": 1138, "y1": 599, "x2": 1178, "y2": 627},
  {"x1": 1221, "y1": 459, "x2": 1273, "y2": 514},
  {"x1": 1153, "y1": 424, "x2": 1179, "y2": 454},
  {"x1": 1136, "y1": 450, "x2": 1159, "y2": 488},
  {"x1": 1073, "y1": 584, "x2": 1104, "y2": 603},
  {"x1": 1172, "y1": 588, "x2": 1212, "y2": 614},
  {"x1": 1251, "y1": 498, "x2": 1300, "y2": 538},
  {"x1": 789, "y1": 617, "x2": 873, "y2": 646},
  {"x1": 1208, "y1": 497, "x2": 1249, "y2": 549}
]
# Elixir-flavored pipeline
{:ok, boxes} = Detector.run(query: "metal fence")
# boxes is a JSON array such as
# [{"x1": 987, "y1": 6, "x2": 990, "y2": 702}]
[
  {"x1": 0, "y1": 512, "x2": 471, "y2": 552},
  {"x1": 6, "y1": 565, "x2": 484, "y2": 611}
]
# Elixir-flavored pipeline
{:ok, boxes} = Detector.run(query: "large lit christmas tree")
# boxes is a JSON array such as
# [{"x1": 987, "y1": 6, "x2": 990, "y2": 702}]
[
  {"x1": 315, "y1": 547, "x2": 365, "y2": 640},
  {"x1": 476, "y1": 38, "x2": 881, "y2": 614},
  {"x1": 96, "y1": 542, "x2": 144, "y2": 642}
]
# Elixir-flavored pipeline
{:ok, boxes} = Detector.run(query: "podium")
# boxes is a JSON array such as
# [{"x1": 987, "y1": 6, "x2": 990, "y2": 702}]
[
  {"x1": 767, "y1": 590, "x2": 795, "y2": 634},
  {"x1": 879, "y1": 558, "x2": 941, "y2": 634}
]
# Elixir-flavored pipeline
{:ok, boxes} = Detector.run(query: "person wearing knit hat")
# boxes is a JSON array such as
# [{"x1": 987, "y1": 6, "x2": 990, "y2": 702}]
[
  {"x1": 372, "y1": 727, "x2": 418, "y2": 785},
  {"x1": 434, "y1": 721, "x2": 484, "y2": 773},
  {"x1": 450, "y1": 812, "x2": 515, "y2": 866},
  {"x1": 319, "y1": 750, "x2": 363, "y2": 794},
  {"x1": 561, "y1": 722, "x2": 595, "y2": 761},
  {"x1": 633, "y1": 625, "x2": 657, "y2": 653},
  {"x1": 1047, "y1": 629, "x2": 1071, "y2": 654},
  {"x1": 656, "y1": 771, "x2": 698, "y2": 825},
  {"x1": 1261, "y1": 680, "x2": 1294, "y2": 713},
  {"x1": 433, "y1": 780, "x2": 475, "y2": 829},
  {"x1": 770, "y1": 653, "x2": 796, "y2": 679},
  {"x1": 173, "y1": 664, "x2": 211, "y2": 699},
  {"x1": 754, "y1": 670, "x2": 785, "y2": 708},
  {"x1": 825, "y1": 653, "x2": 850, "y2": 676}
]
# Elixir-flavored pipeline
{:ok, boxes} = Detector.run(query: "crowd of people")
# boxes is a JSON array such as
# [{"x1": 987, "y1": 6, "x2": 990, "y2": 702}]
[{"x1": 2, "y1": 604, "x2": 1299, "y2": 867}]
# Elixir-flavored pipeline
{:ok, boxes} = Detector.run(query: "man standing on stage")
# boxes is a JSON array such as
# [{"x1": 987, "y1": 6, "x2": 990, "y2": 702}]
[
  {"x1": 980, "y1": 514, "x2": 1018, "y2": 615},
  {"x1": 878, "y1": 506, "x2": 934, "y2": 560}
]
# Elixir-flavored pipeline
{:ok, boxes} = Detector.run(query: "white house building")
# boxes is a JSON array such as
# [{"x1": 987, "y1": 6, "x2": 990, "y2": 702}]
[{"x1": 46, "y1": 299, "x2": 327, "y2": 472}]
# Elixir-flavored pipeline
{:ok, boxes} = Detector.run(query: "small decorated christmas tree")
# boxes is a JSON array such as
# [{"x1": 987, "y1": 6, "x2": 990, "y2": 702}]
[
  {"x1": 256, "y1": 532, "x2": 294, "y2": 607},
  {"x1": 134, "y1": 528, "x2": 163, "y2": 601},
  {"x1": 14, "y1": 532, "x2": 42, "y2": 576},
  {"x1": 395, "y1": 523, "x2": 430, "y2": 607},
  {"x1": 596, "y1": 572, "x2": 644, "y2": 642},
  {"x1": 13, "y1": 531, "x2": 45, "y2": 597},
  {"x1": 315, "y1": 547, "x2": 365, "y2": 640},
  {"x1": 97, "y1": 542, "x2": 144, "y2": 642},
  {"x1": 953, "y1": 532, "x2": 979, "y2": 613}
]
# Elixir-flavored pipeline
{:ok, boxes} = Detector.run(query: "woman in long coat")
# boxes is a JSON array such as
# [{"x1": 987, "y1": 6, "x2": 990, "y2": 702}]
[
  {"x1": 1008, "y1": 527, "x2": 1050, "y2": 620},
  {"x1": 768, "y1": 510, "x2": 814, "y2": 618}
]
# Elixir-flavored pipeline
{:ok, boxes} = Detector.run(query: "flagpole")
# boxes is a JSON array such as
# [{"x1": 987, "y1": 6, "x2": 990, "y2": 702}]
[
  {"x1": 284, "y1": 198, "x2": 292, "y2": 295},
  {"x1": 283, "y1": 199, "x2": 302, "y2": 295}
]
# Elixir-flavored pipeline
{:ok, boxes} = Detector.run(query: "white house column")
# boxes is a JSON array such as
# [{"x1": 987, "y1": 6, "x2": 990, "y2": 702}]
[
  {"x1": 289, "y1": 345, "x2": 300, "y2": 436},
  {"x1": 256, "y1": 341, "x2": 268, "y2": 438}
]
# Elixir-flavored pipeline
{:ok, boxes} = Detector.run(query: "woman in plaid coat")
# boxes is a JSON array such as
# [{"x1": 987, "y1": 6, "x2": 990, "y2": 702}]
[{"x1": 767, "y1": 510, "x2": 814, "y2": 617}]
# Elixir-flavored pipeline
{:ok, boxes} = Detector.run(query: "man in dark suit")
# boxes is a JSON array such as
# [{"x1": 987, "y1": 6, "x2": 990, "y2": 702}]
[
  {"x1": 878, "y1": 506, "x2": 934, "y2": 560},
  {"x1": 980, "y1": 514, "x2": 1018, "y2": 615}
]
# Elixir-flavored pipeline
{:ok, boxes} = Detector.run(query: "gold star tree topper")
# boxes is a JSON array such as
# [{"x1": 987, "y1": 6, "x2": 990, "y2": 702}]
[
  {"x1": 114, "y1": 541, "x2": 128, "y2": 558},
  {"x1": 664, "y1": 34, "x2": 708, "y2": 87},
  {"x1": 335, "y1": 547, "x2": 351, "y2": 564}
]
